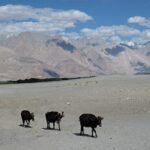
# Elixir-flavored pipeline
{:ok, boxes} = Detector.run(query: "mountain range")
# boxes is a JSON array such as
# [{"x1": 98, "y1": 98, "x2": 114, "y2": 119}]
[{"x1": 0, "y1": 32, "x2": 150, "y2": 81}]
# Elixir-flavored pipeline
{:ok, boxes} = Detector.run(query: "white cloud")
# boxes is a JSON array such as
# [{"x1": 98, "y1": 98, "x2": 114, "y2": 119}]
[
  {"x1": 143, "y1": 30, "x2": 150, "y2": 38},
  {"x1": 0, "y1": 6, "x2": 149, "y2": 45},
  {"x1": 81, "y1": 16, "x2": 150, "y2": 44},
  {"x1": 109, "y1": 36, "x2": 122, "y2": 43},
  {"x1": 0, "y1": 5, "x2": 92, "y2": 36},
  {"x1": 133, "y1": 30, "x2": 150, "y2": 43},
  {"x1": 81, "y1": 25, "x2": 141, "y2": 43},
  {"x1": 127, "y1": 41, "x2": 135, "y2": 46},
  {"x1": 128, "y1": 16, "x2": 150, "y2": 28}
]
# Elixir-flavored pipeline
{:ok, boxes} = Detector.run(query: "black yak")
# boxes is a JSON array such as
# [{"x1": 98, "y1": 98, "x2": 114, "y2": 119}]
[
  {"x1": 45, "y1": 111, "x2": 64, "y2": 130},
  {"x1": 79, "y1": 113, "x2": 103, "y2": 137},
  {"x1": 21, "y1": 110, "x2": 34, "y2": 127}
]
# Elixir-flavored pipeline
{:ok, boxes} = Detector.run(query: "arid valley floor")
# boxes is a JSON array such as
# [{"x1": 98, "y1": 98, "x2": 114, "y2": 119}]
[{"x1": 0, "y1": 75, "x2": 150, "y2": 150}]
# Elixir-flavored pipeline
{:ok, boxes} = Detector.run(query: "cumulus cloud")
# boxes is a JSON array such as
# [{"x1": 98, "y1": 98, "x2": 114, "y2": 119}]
[
  {"x1": 143, "y1": 30, "x2": 150, "y2": 38},
  {"x1": 81, "y1": 25, "x2": 141, "y2": 42},
  {"x1": 0, "y1": 5, "x2": 92, "y2": 36},
  {"x1": 132, "y1": 30, "x2": 150, "y2": 43},
  {"x1": 128, "y1": 16, "x2": 150, "y2": 28},
  {"x1": 0, "y1": 6, "x2": 149, "y2": 44}
]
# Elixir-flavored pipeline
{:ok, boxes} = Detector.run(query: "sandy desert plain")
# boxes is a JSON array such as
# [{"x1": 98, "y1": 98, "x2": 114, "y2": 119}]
[{"x1": 0, "y1": 75, "x2": 150, "y2": 150}]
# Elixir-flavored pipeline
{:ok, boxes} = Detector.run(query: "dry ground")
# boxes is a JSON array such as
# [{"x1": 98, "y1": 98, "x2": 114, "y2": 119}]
[{"x1": 0, "y1": 75, "x2": 150, "y2": 150}]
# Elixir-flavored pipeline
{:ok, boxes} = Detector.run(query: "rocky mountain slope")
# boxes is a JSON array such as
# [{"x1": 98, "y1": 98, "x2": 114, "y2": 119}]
[{"x1": 0, "y1": 32, "x2": 150, "y2": 81}]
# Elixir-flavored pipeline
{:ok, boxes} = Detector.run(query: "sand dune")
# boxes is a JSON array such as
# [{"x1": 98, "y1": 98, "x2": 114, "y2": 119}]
[{"x1": 0, "y1": 75, "x2": 150, "y2": 150}]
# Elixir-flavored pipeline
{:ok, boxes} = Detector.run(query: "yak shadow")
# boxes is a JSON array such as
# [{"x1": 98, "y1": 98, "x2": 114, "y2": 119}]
[
  {"x1": 19, "y1": 124, "x2": 32, "y2": 128},
  {"x1": 73, "y1": 133, "x2": 96, "y2": 138},
  {"x1": 42, "y1": 127, "x2": 60, "y2": 131}
]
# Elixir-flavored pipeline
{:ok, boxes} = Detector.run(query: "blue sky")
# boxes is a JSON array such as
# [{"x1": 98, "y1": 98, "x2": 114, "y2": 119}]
[
  {"x1": 0, "y1": 0, "x2": 150, "y2": 43},
  {"x1": 1, "y1": 0, "x2": 150, "y2": 26}
]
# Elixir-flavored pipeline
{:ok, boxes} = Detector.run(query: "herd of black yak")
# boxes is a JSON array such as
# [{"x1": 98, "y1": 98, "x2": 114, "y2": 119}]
[{"x1": 21, "y1": 110, "x2": 104, "y2": 138}]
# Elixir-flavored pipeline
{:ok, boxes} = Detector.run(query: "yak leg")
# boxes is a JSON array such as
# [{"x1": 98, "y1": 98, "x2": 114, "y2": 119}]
[
  {"x1": 27, "y1": 120, "x2": 30, "y2": 126},
  {"x1": 53, "y1": 122, "x2": 55, "y2": 129},
  {"x1": 22, "y1": 119, "x2": 25, "y2": 126},
  {"x1": 92, "y1": 128, "x2": 97, "y2": 137},
  {"x1": 80, "y1": 126, "x2": 84, "y2": 135},
  {"x1": 47, "y1": 121, "x2": 50, "y2": 129},
  {"x1": 58, "y1": 122, "x2": 61, "y2": 131}
]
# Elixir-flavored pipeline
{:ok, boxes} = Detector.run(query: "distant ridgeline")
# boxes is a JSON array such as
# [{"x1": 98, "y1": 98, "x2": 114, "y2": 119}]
[
  {"x1": 135, "y1": 72, "x2": 150, "y2": 75},
  {"x1": 0, "y1": 76, "x2": 95, "y2": 84}
]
